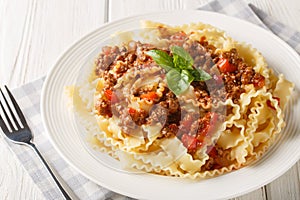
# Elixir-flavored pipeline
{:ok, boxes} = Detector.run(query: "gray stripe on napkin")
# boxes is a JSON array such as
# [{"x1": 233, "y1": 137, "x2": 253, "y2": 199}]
[
  {"x1": 199, "y1": 0, "x2": 268, "y2": 29},
  {"x1": 3, "y1": 78, "x2": 125, "y2": 200},
  {"x1": 249, "y1": 3, "x2": 300, "y2": 54}
]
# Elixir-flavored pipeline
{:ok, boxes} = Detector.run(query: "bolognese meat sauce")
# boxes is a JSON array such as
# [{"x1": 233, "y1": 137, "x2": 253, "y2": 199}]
[{"x1": 94, "y1": 29, "x2": 266, "y2": 170}]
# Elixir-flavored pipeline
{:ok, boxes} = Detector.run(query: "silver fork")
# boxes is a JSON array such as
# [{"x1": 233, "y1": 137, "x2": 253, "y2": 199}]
[{"x1": 0, "y1": 85, "x2": 72, "y2": 200}]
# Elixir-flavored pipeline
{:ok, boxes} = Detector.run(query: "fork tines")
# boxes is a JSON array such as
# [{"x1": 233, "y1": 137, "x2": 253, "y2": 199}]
[{"x1": 0, "y1": 86, "x2": 27, "y2": 132}]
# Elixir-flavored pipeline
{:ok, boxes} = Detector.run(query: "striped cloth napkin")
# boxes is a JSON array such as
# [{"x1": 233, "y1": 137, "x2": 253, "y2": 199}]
[{"x1": 2, "y1": 0, "x2": 299, "y2": 199}]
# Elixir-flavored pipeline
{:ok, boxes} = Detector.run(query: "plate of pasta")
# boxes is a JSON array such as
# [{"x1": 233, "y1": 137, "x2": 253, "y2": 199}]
[{"x1": 41, "y1": 11, "x2": 300, "y2": 200}]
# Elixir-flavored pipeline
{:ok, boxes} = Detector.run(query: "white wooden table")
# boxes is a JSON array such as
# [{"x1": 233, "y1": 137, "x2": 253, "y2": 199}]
[{"x1": 0, "y1": 0, "x2": 299, "y2": 199}]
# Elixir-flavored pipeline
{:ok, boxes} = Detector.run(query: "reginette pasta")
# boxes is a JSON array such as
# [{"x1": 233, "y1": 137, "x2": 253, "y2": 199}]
[{"x1": 71, "y1": 21, "x2": 294, "y2": 179}]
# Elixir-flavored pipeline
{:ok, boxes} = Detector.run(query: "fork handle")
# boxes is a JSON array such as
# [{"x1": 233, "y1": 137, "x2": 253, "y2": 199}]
[{"x1": 28, "y1": 142, "x2": 72, "y2": 200}]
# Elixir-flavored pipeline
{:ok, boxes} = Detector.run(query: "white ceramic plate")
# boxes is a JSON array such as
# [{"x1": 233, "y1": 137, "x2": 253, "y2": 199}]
[{"x1": 41, "y1": 11, "x2": 300, "y2": 200}]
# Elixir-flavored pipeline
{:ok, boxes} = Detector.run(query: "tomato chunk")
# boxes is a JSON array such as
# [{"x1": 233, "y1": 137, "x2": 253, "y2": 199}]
[
  {"x1": 200, "y1": 36, "x2": 206, "y2": 43},
  {"x1": 207, "y1": 146, "x2": 217, "y2": 158},
  {"x1": 217, "y1": 58, "x2": 237, "y2": 73},
  {"x1": 140, "y1": 91, "x2": 158, "y2": 101},
  {"x1": 128, "y1": 107, "x2": 136, "y2": 115},
  {"x1": 197, "y1": 112, "x2": 218, "y2": 142},
  {"x1": 181, "y1": 134, "x2": 198, "y2": 153},
  {"x1": 104, "y1": 89, "x2": 112, "y2": 100},
  {"x1": 104, "y1": 89, "x2": 118, "y2": 103}
]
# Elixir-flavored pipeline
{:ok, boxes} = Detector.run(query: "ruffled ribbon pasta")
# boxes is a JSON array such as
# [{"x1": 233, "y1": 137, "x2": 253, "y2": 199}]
[{"x1": 72, "y1": 21, "x2": 294, "y2": 179}]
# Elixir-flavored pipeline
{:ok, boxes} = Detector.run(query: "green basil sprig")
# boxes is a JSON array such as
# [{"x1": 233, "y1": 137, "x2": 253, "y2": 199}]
[{"x1": 146, "y1": 46, "x2": 211, "y2": 96}]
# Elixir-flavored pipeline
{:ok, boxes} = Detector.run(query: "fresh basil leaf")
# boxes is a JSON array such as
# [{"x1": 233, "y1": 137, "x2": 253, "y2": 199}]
[
  {"x1": 172, "y1": 54, "x2": 193, "y2": 70},
  {"x1": 166, "y1": 69, "x2": 190, "y2": 96},
  {"x1": 145, "y1": 50, "x2": 174, "y2": 71},
  {"x1": 147, "y1": 46, "x2": 212, "y2": 96},
  {"x1": 181, "y1": 69, "x2": 194, "y2": 84},
  {"x1": 190, "y1": 68, "x2": 212, "y2": 81},
  {"x1": 170, "y1": 46, "x2": 194, "y2": 69}
]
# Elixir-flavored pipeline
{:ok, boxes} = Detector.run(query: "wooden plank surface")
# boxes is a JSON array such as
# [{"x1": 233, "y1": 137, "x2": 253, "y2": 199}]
[
  {"x1": 0, "y1": 0, "x2": 299, "y2": 199},
  {"x1": 0, "y1": 0, "x2": 107, "y2": 199}
]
